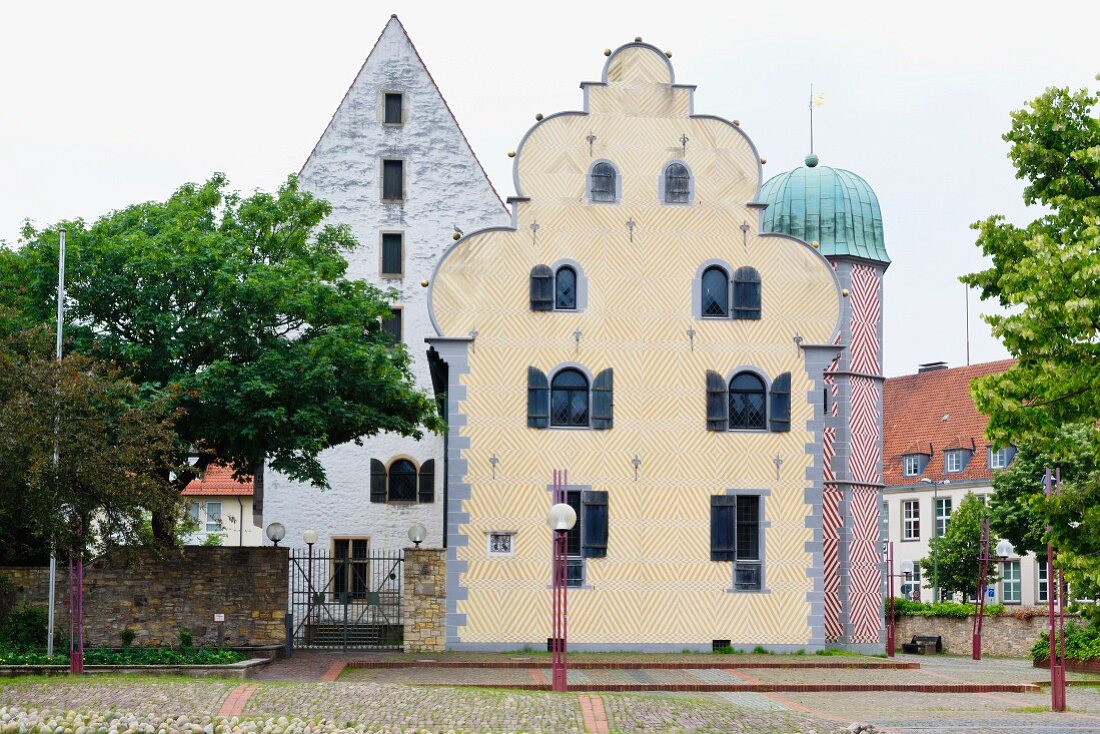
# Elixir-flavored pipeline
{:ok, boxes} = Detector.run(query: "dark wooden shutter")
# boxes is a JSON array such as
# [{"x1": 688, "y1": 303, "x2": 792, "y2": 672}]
[
  {"x1": 384, "y1": 93, "x2": 402, "y2": 124},
  {"x1": 418, "y1": 459, "x2": 435, "y2": 503},
  {"x1": 581, "y1": 491, "x2": 608, "y2": 558},
  {"x1": 710, "y1": 495, "x2": 736, "y2": 561},
  {"x1": 530, "y1": 265, "x2": 553, "y2": 311},
  {"x1": 769, "y1": 372, "x2": 791, "y2": 433},
  {"x1": 382, "y1": 160, "x2": 404, "y2": 201},
  {"x1": 591, "y1": 368, "x2": 614, "y2": 430},
  {"x1": 370, "y1": 459, "x2": 386, "y2": 503},
  {"x1": 706, "y1": 370, "x2": 728, "y2": 431},
  {"x1": 527, "y1": 366, "x2": 549, "y2": 428}
]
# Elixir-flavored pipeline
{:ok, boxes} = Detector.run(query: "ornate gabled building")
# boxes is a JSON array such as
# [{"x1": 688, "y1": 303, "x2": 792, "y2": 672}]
[
  {"x1": 427, "y1": 41, "x2": 889, "y2": 650},
  {"x1": 262, "y1": 16, "x2": 507, "y2": 554}
]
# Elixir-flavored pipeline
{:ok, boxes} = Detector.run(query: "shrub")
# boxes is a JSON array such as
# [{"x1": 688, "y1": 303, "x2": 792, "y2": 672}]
[
  {"x1": 177, "y1": 628, "x2": 193, "y2": 649},
  {"x1": 887, "y1": 598, "x2": 1004, "y2": 619},
  {"x1": 119, "y1": 629, "x2": 136, "y2": 649},
  {"x1": 0, "y1": 604, "x2": 47, "y2": 651},
  {"x1": 1031, "y1": 623, "x2": 1100, "y2": 662},
  {"x1": 0, "y1": 646, "x2": 245, "y2": 666}
]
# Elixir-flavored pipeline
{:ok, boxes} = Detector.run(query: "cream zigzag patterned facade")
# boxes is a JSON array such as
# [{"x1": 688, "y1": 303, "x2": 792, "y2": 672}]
[{"x1": 428, "y1": 42, "x2": 884, "y2": 650}]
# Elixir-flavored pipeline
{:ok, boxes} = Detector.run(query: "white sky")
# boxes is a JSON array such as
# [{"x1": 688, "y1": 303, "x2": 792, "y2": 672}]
[{"x1": 2, "y1": 0, "x2": 1095, "y2": 376}]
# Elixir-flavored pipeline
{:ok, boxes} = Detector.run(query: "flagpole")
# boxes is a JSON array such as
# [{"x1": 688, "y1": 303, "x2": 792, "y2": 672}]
[
  {"x1": 47, "y1": 227, "x2": 66, "y2": 659},
  {"x1": 809, "y1": 84, "x2": 814, "y2": 156}
]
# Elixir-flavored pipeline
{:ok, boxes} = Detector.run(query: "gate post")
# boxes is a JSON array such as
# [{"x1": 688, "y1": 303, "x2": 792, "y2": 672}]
[{"x1": 284, "y1": 611, "x2": 293, "y2": 658}]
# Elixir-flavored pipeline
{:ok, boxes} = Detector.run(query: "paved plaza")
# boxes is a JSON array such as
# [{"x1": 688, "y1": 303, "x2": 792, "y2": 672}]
[{"x1": 2, "y1": 653, "x2": 1100, "y2": 733}]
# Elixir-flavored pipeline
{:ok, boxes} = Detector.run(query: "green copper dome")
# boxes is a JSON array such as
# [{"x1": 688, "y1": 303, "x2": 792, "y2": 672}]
[{"x1": 759, "y1": 163, "x2": 889, "y2": 264}]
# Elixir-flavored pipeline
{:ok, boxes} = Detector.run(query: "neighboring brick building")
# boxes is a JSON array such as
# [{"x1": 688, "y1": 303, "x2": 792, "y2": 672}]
[{"x1": 882, "y1": 359, "x2": 1049, "y2": 606}]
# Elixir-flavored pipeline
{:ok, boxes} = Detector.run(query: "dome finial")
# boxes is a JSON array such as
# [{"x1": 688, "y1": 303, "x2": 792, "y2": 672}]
[{"x1": 805, "y1": 153, "x2": 819, "y2": 168}]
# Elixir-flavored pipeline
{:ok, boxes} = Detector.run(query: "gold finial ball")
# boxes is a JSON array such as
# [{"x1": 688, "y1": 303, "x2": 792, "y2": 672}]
[
  {"x1": 665, "y1": 50, "x2": 672, "y2": 58},
  {"x1": 811, "y1": 240, "x2": 820, "y2": 249},
  {"x1": 760, "y1": 157, "x2": 768, "y2": 165},
  {"x1": 604, "y1": 48, "x2": 612, "y2": 56},
  {"x1": 507, "y1": 151, "x2": 516, "y2": 158},
  {"x1": 535, "y1": 113, "x2": 543, "y2": 121},
  {"x1": 452, "y1": 232, "x2": 461, "y2": 240},
  {"x1": 841, "y1": 288, "x2": 850, "y2": 298},
  {"x1": 420, "y1": 279, "x2": 430, "y2": 288},
  {"x1": 634, "y1": 36, "x2": 643, "y2": 42},
  {"x1": 732, "y1": 119, "x2": 741, "y2": 126}
]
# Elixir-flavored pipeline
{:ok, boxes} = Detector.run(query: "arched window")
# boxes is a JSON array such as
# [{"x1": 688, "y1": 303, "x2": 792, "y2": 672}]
[
  {"x1": 733, "y1": 267, "x2": 761, "y2": 320},
  {"x1": 590, "y1": 162, "x2": 617, "y2": 203},
  {"x1": 729, "y1": 372, "x2": 766, "y2": 430},
  {"x1": 664, "y1": 162, "x2": 691, "y2": 203},
  {"x1": 555, "y1": 266, "x2": 577, "y2": 310},
  {"x1": 701, "y1": 266, "x2": 729, "y2": 317},
  {"x1": 388, "y1": 459, "x2": 418, "y2": 501},
  {"x1": 551, "y1": 369, "x2": 589, "y2": 427}
]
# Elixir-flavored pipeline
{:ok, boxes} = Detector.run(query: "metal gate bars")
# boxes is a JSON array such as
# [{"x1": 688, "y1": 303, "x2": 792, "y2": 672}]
[{"x1": 287, "y1": 547, "x2": 403, "y2": 650}]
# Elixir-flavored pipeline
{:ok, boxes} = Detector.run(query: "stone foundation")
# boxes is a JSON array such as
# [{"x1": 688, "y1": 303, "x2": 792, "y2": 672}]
[
  {"x1": 896, "y1": 612, "x2": 1074, "y2": 658},
  {"x1": 402, "y1": 547, "x2": 445, "y2": 652}
]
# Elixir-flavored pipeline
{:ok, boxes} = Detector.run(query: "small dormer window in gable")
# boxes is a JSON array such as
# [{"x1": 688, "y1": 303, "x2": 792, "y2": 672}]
[
  {"x1": 664, "y1": 162, "x2": 691, "y2": 203},
  {"x1": 384, "y1": 93, "x2": 404, "y2": 125},
  {"x1": 944, "y1": 449, "x2": 969, "y2": 473},
  {"x1": 990, "y1": 447, "x2": 1014, "y2": 470},
  {"x1": 590, "y1": 162, "x2": 618, "y2": 203},
  {"x1": 903, "y1": 455, "x2": 921, "y2": 477}
]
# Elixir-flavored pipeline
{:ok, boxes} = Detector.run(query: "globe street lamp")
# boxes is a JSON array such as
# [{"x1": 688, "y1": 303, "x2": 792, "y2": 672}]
[
  {"x1": 407, "y1": 523, "x2": 427, "y2": 548},
  {"x1": 919, "y1": 477, "x2": 950, "y2": 601},
  {"x1": 548, "y1": 501, "x2": 577, "y2": 692},
  {"x1": 884, "y1": 541, "x2": 913, "y2": 657},
  {"x1": 266, "y1": 522, "x2": 286, "y2": 547}
]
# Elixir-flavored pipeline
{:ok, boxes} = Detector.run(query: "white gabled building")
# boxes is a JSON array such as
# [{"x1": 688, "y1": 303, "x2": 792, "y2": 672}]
[{"x1": 261, "y1": 15, "x2": 506, "y2": 553}]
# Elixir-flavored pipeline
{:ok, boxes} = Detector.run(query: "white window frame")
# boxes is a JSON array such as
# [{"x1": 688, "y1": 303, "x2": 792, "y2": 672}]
[
  {"x1": 935, "y1": 497, "x2": 952, "y2": 538},
  {"x1": 990, "y1": 447, "x2": 1012, "y2": 470},
  {"x1": 944, "y1": 450, "x2": 965, "y2": 473},
  {"x1": 486, "y1": 531, "x2": 515, "y2": 557},
  {"x1": 901, "y1": 561, "x2": 922, "y2": 600},
  {"x1": 205, "y1": 501, "x2": 223, "y2": 533},
  {"x1": 1002, "y1": 559, "x2": 1021, "y2": 603},
  {"x1": 903, "y1": 455, "x2": 921, "y2": 477},
  {"x1": 902, "y1": 499, "x2": 920, "y2": 541}
]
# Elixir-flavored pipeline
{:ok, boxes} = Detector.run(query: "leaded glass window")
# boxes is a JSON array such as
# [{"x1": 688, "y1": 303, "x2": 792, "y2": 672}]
[
  {"x1": 729, "y1": 372, "x2": 765, "y2": 429},
  {"x1": 555, "y1": 266, "x2": 576, "y2": 310},
  {"x1": 590, "y1": 162, "x2": 616, "y2": 202},
  {"x1": 665, "y1": 162, "x2": 690, "y2": 203},
  {"x1": 388, "y1": 459, "x2": 417, "y2": 502},
  {"x1": 702, "y1": 267, "x2": 729, "y2": 317},
  {"x1": 550, "y1": 369, "x2": 589, "y2": 427}
]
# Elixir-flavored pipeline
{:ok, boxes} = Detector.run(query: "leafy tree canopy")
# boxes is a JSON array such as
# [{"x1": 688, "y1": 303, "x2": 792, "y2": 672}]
[
  {"x1": 961, "y1": 79, "x2": 1100, "y2": 455},
  {"x1": 920, "y1": 492, "x2": 996, "y2": 599},
  {"x1": 1, "y1": 174, "x2": 441, "y2": 500}
]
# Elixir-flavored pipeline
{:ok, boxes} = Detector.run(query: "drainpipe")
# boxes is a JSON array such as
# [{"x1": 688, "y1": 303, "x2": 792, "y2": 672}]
[{"x1": 238, "y1": 497, "x2": 244, "y2": 546}]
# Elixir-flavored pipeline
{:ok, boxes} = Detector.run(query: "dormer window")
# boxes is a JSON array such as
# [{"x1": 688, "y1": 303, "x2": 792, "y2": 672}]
[
  {"x1": 903, "y1": 455, "x2": 921, "y2": 477},
  {"x1": 944, "y1": 449, "x2": 968, "y2": 473},
  {"x1": 990, "y1": 447, "x2": 1014, "y2": 470}
]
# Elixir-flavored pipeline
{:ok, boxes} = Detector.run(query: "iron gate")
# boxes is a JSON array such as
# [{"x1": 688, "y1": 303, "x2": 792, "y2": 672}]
[{"x1": 288, "y1": 547, "x2": 403, "y2": 650}]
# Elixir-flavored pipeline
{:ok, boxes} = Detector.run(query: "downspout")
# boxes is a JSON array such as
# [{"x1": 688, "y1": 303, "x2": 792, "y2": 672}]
[{"x1": 238, "y1": 497, "x2": 244, "y2": 546}]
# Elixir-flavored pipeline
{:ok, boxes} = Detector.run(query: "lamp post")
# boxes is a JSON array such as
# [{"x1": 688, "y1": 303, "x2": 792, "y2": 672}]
[
  {"x1": 1045, "y1": 467, "x2": 1067, "y2": 712},
  {"x1": 971, "y1": 522, "x2": 1014, "y2": 661},
  {"x1": 302, "y1": 529, "x2": 317, "y2": 637},
  {"x1": 919, "y1": 477, "x2": 949, "y2": 602},
  {"x1": 548, "y1": 496, "x2": 577, "y2": 693},
  {"x1": 266, "y1": 522, "x2": 286, "y2": 547},
  {"x1": 884, "y1": 541, "x2": 913, "y2": 657}
]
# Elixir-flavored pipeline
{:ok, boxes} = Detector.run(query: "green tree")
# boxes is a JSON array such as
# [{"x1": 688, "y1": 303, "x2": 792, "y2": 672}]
[
  {"x1": 961, "y1": 79, "x2": 1100, "y2": 456},
  {"x1": 1, "y1": 174, "x2": 440, "y2": 536},
  {"x1": 920, "y1": 492, "x2": 997, "y2": 600},
  {"x1": 0, "y1": 328, "x2": 180, "y2": 558}
]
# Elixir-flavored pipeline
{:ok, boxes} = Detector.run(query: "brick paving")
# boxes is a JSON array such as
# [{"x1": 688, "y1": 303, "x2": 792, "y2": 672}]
[{"x1": 218, "y1": 684, "x2": 257, "y2": 716}]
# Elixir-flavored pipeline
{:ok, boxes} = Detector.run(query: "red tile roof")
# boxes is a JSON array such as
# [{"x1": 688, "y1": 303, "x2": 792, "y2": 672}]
[
  {"x1": 181, "y1": 464, "x2": 254, "y2": 496},
  {"x1": 883, "y1": 360, "x2": 1015, "y2": 487}
]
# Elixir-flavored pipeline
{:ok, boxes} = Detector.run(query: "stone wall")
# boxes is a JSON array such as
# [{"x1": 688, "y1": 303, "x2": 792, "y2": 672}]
[
  {"x1": 896, "y1": 612, "x2": 1072, "y2": 658},
  {"x1": 0, "y1": 567, "x2": 68, "y2": 631},
  {"x1": 402, "y1": 548, "x2": 445, "y2": 652},
  {"x1": 2, "y1": 547, "x2": 287, "y2": 649}
]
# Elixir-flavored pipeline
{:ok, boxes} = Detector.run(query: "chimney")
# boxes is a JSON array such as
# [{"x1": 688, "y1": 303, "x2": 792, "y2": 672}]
[{"x1": 918, "y1": 361, "x2": 948, "y2": 373}]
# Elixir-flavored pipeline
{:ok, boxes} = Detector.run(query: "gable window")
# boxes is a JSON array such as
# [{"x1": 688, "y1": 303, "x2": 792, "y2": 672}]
[
  {"x1": 902, "y1": 499, "x2": 920, "y2": 540},
  {"x1": 370, "y1": 458, "x2": 435, "y2": 503},
  {"x1": 728, "y1": 372, "x2": 766, "y2": 430},
  {"x1": 551, "y1": 369, "x2": 589, "y2": 427},
  {"x1": 944, "y1": 450, "x2": 966, "y2": 473},
  {"x1": 710, "y1": 494, "x2": 763, "y2": 591},
  {"x1": 554, "y1": 266, "x2": 576, "y2": 310},
  {"x1": 990, "y1": 447, "x2": 1013, "y2": 470},
  {"x1": 380, "y1": 232, "x2": 403, "y2": 277},
  {"x1": 383, "y1": 93, "x2": 403, "y2": 125},
  {"x1": 935, "y1": 497, "x2": 952, "y2": 537},
  {"x1": 205, "y1": 501, "x2": 223, "y2": 533},
  {"x1": 701, "y1": 266, "x2": 729, "y2": 317},
  {"x1": 663, "y1": 162, "x2": 691, "y2": 204},
  {"x1": 382, "y1": 159, "x2": 404, "y2": 201},
  {"x1": 381, "y1": 307, "x2": 402, "y2": 343},
  {"x1": 903, "y1": 455, "x2": 921, "y2": 477},
  {"x1": 332, "y1": 538, "x2": 369, "y2": 601},
  {"x1": 589, "y1": 162, "x2": 618, "y2": 203},
  {"x1": 732, "y1": 267, "x2": 761, "y2": 320}
]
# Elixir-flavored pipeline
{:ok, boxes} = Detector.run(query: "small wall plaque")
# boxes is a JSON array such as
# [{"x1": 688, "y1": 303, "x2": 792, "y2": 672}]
[{"x1": 213, "y1": 613, "x2": 225, "y2": 622}]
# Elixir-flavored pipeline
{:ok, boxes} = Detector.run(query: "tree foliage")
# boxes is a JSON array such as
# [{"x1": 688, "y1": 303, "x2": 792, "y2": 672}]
[
  {"x1": 0, "y1": 174, "x2": 440, "y2": 508},
  {"x1": 961, "y1": 79, "x2": 1100, "y2": 455},
  {"x1": 920, "y1": 492, "x2": 996, "y2": 599},
  {"x1": 0, "y1": 328, "x2": 179, "y2": 558}
]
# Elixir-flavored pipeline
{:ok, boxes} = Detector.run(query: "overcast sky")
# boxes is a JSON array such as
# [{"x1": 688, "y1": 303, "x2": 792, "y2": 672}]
[{"x1": 2, "y1": 0, "x2": 1095, "y2": 376}]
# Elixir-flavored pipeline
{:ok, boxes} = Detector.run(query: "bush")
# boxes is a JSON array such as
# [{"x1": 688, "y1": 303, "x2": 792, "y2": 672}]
[
  {"x1": 887, "y1": 598, "x2": 1004, "y2": 619},
  {"x1": 119, "y1": 629, "x2": 136, "y2": 649},
  {"x1": 0, "y1": 646, "x2": 245, "y2": 666},
  {"x1": 177, "y1": 628, "x2": 193, "y2": 649},
  {"x1": 1031, "y1": 623, "x2": 1100, "y2": 662},
  {"x1": 0, "y1": 604, "x2": 47, "y2": 651}
]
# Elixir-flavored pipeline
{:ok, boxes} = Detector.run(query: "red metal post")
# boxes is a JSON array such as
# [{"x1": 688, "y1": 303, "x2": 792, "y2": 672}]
[
  {"x1": 972, "y1": 518, "x2": 989, "y2": 660},
  {"x1": 1046, "y1": 467, "x2": 1066, "y2": 711},
  {"x1": 886, "y1": 541, "x2": 895, "y2": 657}
]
